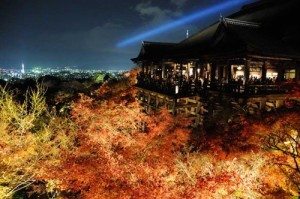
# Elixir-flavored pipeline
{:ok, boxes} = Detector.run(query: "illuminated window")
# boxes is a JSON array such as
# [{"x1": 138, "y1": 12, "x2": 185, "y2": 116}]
[
  {"x1": 266, "y1": 69, "x2": 278, "y2": 79},
  {"x1": 232, "y1": 65, "x2": 244, "y2": 79},
  {"x1": 249, "y1": 66, "x2": 262, "y2": 78},
  {"x1": 284, "y1": 69, "x2": 296, "y2": 80}
]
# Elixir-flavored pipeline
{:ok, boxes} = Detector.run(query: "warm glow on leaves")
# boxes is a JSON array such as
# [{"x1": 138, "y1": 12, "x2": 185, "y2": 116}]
[
  {"x1": 1, "y1": 71, "x2": 299, "y2": 198},
  {"x1": 0, "y1": 86, "x2": 75, "y2": 198}
]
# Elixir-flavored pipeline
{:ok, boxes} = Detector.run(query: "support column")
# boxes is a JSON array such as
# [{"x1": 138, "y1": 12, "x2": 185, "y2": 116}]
[
  {"x1": 187, "y1": 62, "x2": 191, "y2": 79},
  {"x1": 150, "y1": 63, "x2": 154, "y2": 77},
  {"x1": 211, "y1": 63, "x2": 216, "y2": 83},
  {"x1": 154, "y1": 65, "x2": 157, "y2": 78},
  {"x1": 260, "y1": 98, "x2": 266, "y2": 110},
  {"x1": 218, "y1": 65, "x2": 224, "y2": 80},
  {"x1": 296, "y1": 61, "x2": 300, "y2": 82},
  {"x1": 155, "y1": 95, "x2": 159, "y2": 108},
  {"x1": 180, "y1": 62, "x2": 184, "y2": 77},
  {"x1": 200, "y1": 64, "x2": 205, "y2": 79},
  {"x1": 145, "y1": 63, "x2": 149, "y2": 75},
  {"x1": 162, "y1": 64, "x2": 166, "y2": 79},
  {"x1": 147, "y1": 93, "x2": 151, "y2": 113},
  {"x1": 262, "y1": 61, "x2": 267, "y2": 83},
  {"x1": 141, "y1": 63, "x2": 145, "y2": 74},
  {"x1": 245, "y1": 60, "x2": 250, "y2": 84},
  {"x1": 195, "y1": 101, "x2": 202, "y2": 126},
  {"x1": 227, "y1": 64, "x2": 232, "y2": 82},
  {"x1": 179, "y1": 62, "x2": 183, "y2": 88},
  {"x1": 277, "y1": 63, "x2": 285, "y2": 82},
  {"x1": 172, "y1": 98, "x2": 177, "y2": 115},
  {"x1": 196, "y1": 62, "x2": 199, "y2": 80}
]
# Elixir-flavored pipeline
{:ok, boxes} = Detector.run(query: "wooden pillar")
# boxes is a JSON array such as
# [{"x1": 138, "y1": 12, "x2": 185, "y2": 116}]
[
  {"x1": 296, "y1": 61, "x2": 300, "y2": 82},
  {"x1": 279, "y1": 69, "x2": 285, "y2": 82},
  {"x1": 145, "y1": 63, "x2": 149, "y2": 75},
  {"x1": 172, "y1": 98, "x2": 177, "y2": 115},
  {"x1": 196, "y1": 62, "x2": 199, "y2": 80},
  {"x1": 179, "y1": 62, "x2": 183, "y2": 76},
  {"x1": 179, "y1": 62, "x2": 183, "y2": 87},
  {"x1": 218, "y1": 66, "x2": 224, "y2": 80},
  {"x1": 187, "y1": 62, "x2": 190, "y2": 79},
  {"x1": 211, "y1": 63, "x2": 216, "y2": 83},
  {"x1": 227, "y1": 64, "x2": 232, "y2": 82},
  {"x1": 155, "y1": 96, "x2": 159, "y2": 108},
  {"x1": 150, "y1": 63, "x2": 154, "y2": 77},
  {"x1": 245, "y1": 60, "x2": 250, "y2": 84},
  {"x1": 262, "y1": 61, "x2": 267, "y2": 83},
  {"x1": 224, "y1": 65, "x2": 228, "y2": 82},
  {"x1": 147, "y1": 92, "x2": 151, "y2": 112},
  {"x1": 226, "y1": 64, "x2": 232, "y2": 82},
  {"x1": 195, "y1": 101, "x2": 202, "y2": 126},
  {"x1": 277, "y1": 63, "x2": 285, "y2": 82},
  {"x1": 174, "y1": 63, "x2": 177, "y2": 75},
  {"x1": 260, "y1": 98, "x2": 266, "y2": 110},
  {"x1": 200, "y1": 64, "x2": 205, "y2": 79},
  {"x1": 141, "y1": 63, "x2": 145, "y2": 74},
  {"x1": 162, "y1": 64, "x2": 166, "y2": 79}
]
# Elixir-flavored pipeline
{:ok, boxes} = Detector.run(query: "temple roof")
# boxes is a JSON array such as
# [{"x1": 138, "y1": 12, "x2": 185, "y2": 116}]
[
  {"x1": 132, "y1": 0, "x2": 300, "y2": 63},
  {"x1": 131, "y1": 41, "x2": 176, "y2": 62},
  {"x1": 217, "y1": 20, "x2": 300, "y2": 59},
  {"x1": 204, "y1": 18, "x2": 300, "y2": 59}
]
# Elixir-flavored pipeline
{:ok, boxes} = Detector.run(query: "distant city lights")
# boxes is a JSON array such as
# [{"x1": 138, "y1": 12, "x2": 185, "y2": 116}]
[{"x1": 0, "y1": 65, "x2": 127, "y2": 81}]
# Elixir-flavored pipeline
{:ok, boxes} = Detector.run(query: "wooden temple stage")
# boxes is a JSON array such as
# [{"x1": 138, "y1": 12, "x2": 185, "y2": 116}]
[{"x1": 132, "y1": 0, "x2": 300, "y2": 125}]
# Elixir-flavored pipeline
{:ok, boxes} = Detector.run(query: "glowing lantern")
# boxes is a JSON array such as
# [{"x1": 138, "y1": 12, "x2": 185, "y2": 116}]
[
  {"x1": 189, "y1": 68, "x2": 193, "y2": 76},
  {"x1": 175, "y1": 85, "x2": 179, "y2": 94}
]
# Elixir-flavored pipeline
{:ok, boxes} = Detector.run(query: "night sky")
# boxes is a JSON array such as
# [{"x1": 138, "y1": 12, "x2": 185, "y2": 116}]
[{"x1": 0, "y1": 0, "x2": 254, "y2": 70}]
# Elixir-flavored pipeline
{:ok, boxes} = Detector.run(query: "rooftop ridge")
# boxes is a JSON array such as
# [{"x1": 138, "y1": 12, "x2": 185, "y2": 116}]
[
  {"x1": 223, "y1": 17, "x2": 260, "y2": 28},
  {"x1": 142, "y1": 41, "x2": 177, "y2": 46}
]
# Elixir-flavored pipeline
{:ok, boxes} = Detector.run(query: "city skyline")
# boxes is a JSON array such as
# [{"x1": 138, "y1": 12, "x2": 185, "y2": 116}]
[
  {"x1": 0, "y1": 0, "x2": 255, "y2": 70},
  {"x1": 0, "y1": 62, "x2": 126, "y2": 70}
]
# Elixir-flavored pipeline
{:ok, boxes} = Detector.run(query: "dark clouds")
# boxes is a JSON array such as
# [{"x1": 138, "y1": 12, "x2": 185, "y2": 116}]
[
  {"x1": 0, "y1": 0, "x2": 252, "y2": 69},
  {"x1": 135, "y1": 1, "x2": 182, "y2": 25},
  {"x1": 170, "y1": 0, "x2": 188, "y2": 8}
]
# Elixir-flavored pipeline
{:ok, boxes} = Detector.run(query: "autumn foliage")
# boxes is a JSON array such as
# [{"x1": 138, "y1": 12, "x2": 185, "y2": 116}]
[
  {"x1": 39, "y1": 74, "x2": 192, "y2": 198},
  {"x1": 0, "y1": 72, "x2": 300, "y2": 198},
  {"x1": 0, "y1": 85, "x2": 75, "y2": 198}
]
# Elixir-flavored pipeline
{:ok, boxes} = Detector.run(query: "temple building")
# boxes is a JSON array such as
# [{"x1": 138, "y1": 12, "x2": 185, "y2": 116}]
[{"x1": 132, "y1": 0, "x2": 300, "y2": 124}]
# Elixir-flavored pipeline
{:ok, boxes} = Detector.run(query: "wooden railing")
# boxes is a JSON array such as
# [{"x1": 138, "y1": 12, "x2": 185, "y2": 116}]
[{"x1": 136, "y1": 75, "x2": 295, "y2": 97}]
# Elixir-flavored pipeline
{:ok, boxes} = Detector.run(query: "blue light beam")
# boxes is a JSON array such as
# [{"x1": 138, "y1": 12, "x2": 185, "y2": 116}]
[{"x1": 117, "y1": 0, "x2": 252, "y2": 48}]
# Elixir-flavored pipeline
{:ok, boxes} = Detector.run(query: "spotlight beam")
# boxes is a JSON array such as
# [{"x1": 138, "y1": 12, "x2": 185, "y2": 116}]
[{"x1": 117, "y1": 0, "x2": 252, "y2": 48}]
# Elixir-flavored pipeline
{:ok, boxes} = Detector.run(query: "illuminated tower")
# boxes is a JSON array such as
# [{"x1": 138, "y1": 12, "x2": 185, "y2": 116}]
[
  {"x1": 186, "y1": 30, "x2": 189, "y2": 39},
  {"x1": 21, "y1": 62, "x2": 25, "y2": 74}
]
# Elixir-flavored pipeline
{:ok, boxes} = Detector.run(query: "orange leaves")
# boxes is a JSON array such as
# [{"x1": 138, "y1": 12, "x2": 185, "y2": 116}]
[
  {"x1": 35, "y1": 72, "x2": 300, "y2": 198},
  {"x1": 40, "y1": 76, "x2": 195, "y2": 198}
]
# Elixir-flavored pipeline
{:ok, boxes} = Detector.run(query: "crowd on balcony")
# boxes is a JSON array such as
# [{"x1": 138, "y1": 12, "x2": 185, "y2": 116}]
[{"x1": 137, "y1": 70, "x2": 295, "y2": 97}]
